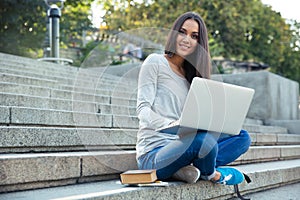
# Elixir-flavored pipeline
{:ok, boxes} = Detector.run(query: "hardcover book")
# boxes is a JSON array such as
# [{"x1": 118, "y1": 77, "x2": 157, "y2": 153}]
[{"x1": 120, "y1": 169, "x2": 157, "y2": 184}]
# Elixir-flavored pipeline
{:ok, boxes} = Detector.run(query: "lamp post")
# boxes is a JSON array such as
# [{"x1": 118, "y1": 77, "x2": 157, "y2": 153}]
[
  {"x1": 40, "y1": 0, "x2": 72, "y2": 64},
  {"x1": 45, "y1": 0, "x2": 64, "y2": 60},
  {"x1": 48, "y1": 4, "x2": 61, "y2": 59}
]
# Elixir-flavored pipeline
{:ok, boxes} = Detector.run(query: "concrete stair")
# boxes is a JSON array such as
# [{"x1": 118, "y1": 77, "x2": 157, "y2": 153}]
[
  {"x1": 0, "y1": 159, "x2": 299, "y2": 200},
  {"x1": 0, "y1": 53, "x2": 299, "y2": 199}
]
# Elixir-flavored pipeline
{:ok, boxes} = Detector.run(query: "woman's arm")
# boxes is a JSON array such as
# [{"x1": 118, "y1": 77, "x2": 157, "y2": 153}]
[{"x1": 136, "y1": 55, "x2": 173, "y2": 129}]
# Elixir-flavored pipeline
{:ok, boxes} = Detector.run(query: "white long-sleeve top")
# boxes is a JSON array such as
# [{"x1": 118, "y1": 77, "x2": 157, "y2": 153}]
[{"x1": 136, "y1": 53, "x2": 190, "y2": 159}]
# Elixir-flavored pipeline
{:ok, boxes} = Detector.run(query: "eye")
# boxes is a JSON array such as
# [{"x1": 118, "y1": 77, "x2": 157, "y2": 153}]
[
  {"x1": 179, "y1": 29, "x2": 186, "y2": 35},
  {"x1": 191, "y1": 34, "x2": 199, "y2": 40}
]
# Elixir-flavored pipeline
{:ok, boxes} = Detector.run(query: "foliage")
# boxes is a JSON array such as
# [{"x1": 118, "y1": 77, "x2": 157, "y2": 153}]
[
  {"x1": 278, "y1": 20, "x2": 300, "y2": 82},
  {"x1": 0, "y1": 0, "x2": 93, "y2": 58},
  {"x1": 96, "y1": 0, "x2": 300, "y2": 84},
  {"x1": 0, "y1": 0, "x2": 46, "y2": 57},
  {"x1": 61, "y1": 1, "x2": 94, "y2": 47},
  {"x1": 1, "y1": 0, "x2": 299, "y2": 84}
]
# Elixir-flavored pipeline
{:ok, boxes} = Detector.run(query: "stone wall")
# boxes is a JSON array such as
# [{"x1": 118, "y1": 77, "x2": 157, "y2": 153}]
[{"x1": 213, "y1": 71, "x2": 299, "y2": 121}]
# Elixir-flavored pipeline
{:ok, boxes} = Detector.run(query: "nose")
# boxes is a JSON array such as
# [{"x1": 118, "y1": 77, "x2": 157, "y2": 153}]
[{"x1": 182, "y1": 35, "x2": 191, "y2": 43}]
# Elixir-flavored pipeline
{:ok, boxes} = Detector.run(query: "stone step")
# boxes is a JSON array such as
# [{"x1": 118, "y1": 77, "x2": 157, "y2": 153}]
[
  {"x1": 0, "y1": 81, "x2": 136, "y2": 99},
  {"x1": 0, "y1": 93, "x2": 136, "y2": 112},
  {"x1": 0, "y1": 81, "x2": 51, "y2": 97},
  {"x1": 0, "y1": 107, "x2": 291, "y2": 143},
  {"x1": 0, "y1": 55, "x2": 139, "y2": 83},
  {"x1": 0, "y1": 107, "x2": 9, "y2": 124},
  {"x1": 0, "y1": 64, "x2": 138, "y2": 88},
  {"x1": 1, "y1": 72, "x2": 58, "y2": 89},
  {"x1": 0, "y1": 60, "x2": 81, "y2": 78},
  {"x1": 244, "y1": 118, "x2": 263, "y2": 125},
  {"x1": 250, "y1": 131, "x2": 300, "y2": 145},
  {"x1": 0, "y1": 53, "x2": 139, "y2": 88},
  {"x1": 242, "y1": 124, "x2": 288, "y2": 134},
  {"x1": 0, "y1": 53, "x2": 130, "y2": 79},
  {"x1": 0, "y1": 151, "x2": 137, "y2": 193},
  {"x1": 0, "y1": 126, "x2": 299, "y2": 153},
  {"x1": 0, "y1": 92, "x2": 109, "y2": 111},
  {"x1": 0, "y1": 126, "x2": 137, "y2": 153},
  {"x1": 0, "y1": 107, "x2": 290, "y2": 134},
  {"x1": 232, "y1": 182, "x2": 300, "y2": 200},
  {"x1": 0, "y1": 53, "x2": 78, "y2": 74},
  {"x1": 265, "y1": 119, "x2": 300, "y2": 135},
  {"x1": 1, "y1": 72, "x2": 136, "y2": 93},
  {"x1": 0, "y1": 66, "x2": 79, "y2": 86},
  {"x1": 0, "y1": 159, "x2": 299, "y2": 199},
  {"x1": 233, "y1": 145, "x2": 300, "y2": 164},
  {"x1": 0, "y1": 106, "x2": 138, "y2": 128}
]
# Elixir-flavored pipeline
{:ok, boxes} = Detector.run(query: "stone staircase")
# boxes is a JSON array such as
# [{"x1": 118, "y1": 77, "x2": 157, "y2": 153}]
[{"x1": 0, "y1": 52, "x2": 299, "y2": 199}]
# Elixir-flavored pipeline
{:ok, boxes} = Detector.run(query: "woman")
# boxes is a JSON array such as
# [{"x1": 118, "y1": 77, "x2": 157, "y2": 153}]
[{"x1": 136, "y1": 11, "x2": 251, "y2": 185}]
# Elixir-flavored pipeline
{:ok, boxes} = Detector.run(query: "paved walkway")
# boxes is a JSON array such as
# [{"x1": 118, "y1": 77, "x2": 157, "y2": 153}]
[{"x1": 229, "y1": 182, "x2": 300, "y2": 200}]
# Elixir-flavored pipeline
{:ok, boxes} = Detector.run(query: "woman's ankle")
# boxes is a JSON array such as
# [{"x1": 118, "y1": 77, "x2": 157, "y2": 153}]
[
  {"x1": 211, "y1": 171, "x2": 221, "y2": 182},
  {"x1": 201, "y1": 170, "x2": 217, "y2": 181}
]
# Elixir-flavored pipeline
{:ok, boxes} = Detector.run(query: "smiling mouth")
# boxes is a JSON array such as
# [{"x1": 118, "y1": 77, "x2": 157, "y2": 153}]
[{"x1": 179, "y1": 44, "x2": 191, "y2": 50}]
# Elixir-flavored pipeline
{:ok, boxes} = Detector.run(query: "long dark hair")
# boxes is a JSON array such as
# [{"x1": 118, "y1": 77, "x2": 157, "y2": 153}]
[{"x1": 165, "y1": 12, "x2": 211, "y2": 83}]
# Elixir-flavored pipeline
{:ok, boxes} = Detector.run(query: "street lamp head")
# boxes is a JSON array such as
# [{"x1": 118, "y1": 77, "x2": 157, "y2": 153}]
[
  {"x1": 44, "y1": 0, "x2": 65, "y2": 9},
  {"x1": 47, "y1": 4, "x2": 61, "y2": 18}
]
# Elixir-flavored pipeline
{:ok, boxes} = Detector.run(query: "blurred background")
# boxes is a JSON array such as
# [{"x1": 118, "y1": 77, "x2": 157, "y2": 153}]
[{"x1": 0, "y1": 0, "x2": 299, "y2": 84}]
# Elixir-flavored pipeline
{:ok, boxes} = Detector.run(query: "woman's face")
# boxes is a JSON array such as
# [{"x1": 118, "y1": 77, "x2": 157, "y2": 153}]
[{"x1": 176, "y1": 19, "x2": 199, "y2": 58}]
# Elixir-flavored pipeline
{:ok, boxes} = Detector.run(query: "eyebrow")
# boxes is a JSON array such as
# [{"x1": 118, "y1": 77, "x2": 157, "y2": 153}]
[{"x1": 180, "y1": 27, "x2": 199, "y2": 34}]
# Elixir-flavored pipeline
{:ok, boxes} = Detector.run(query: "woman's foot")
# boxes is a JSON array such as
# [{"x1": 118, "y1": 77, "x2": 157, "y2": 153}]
[
  {"x1": 172, "y1": 165, "x2": 201, "y2": 184},
  {"x1": 212, "y1": 167, "x2": 244, "y2": 185}
]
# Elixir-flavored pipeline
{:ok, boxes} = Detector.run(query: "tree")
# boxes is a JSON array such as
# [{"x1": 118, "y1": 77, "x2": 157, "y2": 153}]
[
  {"x1": 60, "y1": 1, "x2": 94, "y2": 48},
  {"x1": 0, "y1": 0, "x2": 93, "y2": 58},
  {"x1": 97, "y1": 0, "x2": 300, "y2": 84},
  {"x1": 277, "y1": 20, "x2": 300, "y2": 82},
  {"x1": 0, "y1": 0, "x2": 46, "y2": 57},
  {"x1": 100, "y1": 0, "x2": 204, "y2": 31}
]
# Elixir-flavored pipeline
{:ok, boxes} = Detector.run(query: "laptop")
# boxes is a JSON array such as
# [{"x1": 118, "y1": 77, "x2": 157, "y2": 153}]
[{"x1": 156, "y1": 77, "x2": 255, "y2": 135}]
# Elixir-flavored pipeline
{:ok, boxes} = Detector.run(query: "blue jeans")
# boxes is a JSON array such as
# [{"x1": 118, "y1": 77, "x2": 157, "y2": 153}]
[{"x1": 137, "y1": 129, "x2": 251, "y2": 180}]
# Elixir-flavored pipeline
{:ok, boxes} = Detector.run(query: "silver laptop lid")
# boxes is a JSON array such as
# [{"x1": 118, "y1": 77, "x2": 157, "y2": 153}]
[{"x1": 180, "y1": 77, "x2": 255, "y2": 135}]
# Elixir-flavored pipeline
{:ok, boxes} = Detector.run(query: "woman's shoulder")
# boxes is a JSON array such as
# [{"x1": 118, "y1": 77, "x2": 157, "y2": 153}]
[{"x1": 144, "y1": 53, "x2": 166, "y2": 63}]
